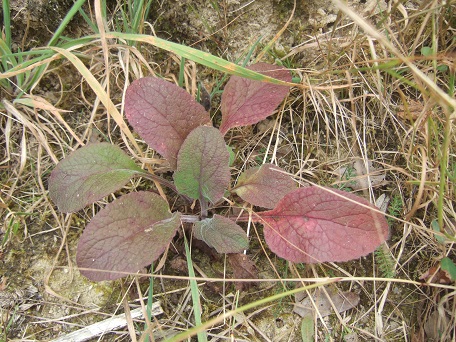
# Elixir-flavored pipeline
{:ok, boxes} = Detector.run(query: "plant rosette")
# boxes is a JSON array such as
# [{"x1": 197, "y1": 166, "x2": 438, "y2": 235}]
[{"x1": 49, "y1": 63, "x2": 389, "y2": 281}]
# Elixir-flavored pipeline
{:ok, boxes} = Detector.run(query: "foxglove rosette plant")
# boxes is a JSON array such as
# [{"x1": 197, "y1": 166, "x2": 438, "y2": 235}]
[{"x1": 49, "y1": 63, "x2": 389, "y2": 281}]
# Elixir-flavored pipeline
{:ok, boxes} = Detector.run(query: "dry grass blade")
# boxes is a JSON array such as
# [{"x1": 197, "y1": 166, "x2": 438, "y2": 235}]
[
  {"x1": 333, "y1": 0, "x2": 456, "y2": 114},
  {"x1": 18, "y1": 95, "x2": 84, "y2": 145},
  {"x1": 3, "y1": 99, "x2": 58, "y2": 164},
  {"x1": 48, "y1": 46, "x2": 143, "y2": 156}
]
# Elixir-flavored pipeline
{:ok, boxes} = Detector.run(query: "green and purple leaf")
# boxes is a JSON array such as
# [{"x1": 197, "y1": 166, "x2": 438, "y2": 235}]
[
  {"x1": 77, "y1": 191, "x2": 181, "y2": 281},
  {"x1": 48, "y1": 143, "x2": 143, "y2": 213},
  {"x1": 219, "y1": 63, "x2": 292, "y2": 135},
  {"x1": 233, "y1": 163, "x2": 296, "y2": 208},
  {"x1": 124, "y1": 77, "x2": 211, "y2": 168},
  {"x1": 174, "y1": 126, "x2": 230, "y2": 203},
  {"x1": 259, "y1": 187, "x2": 389, "y2": 263},
  {"x1": 193, "y1": 214, "x2": 248, "y2": 253}
]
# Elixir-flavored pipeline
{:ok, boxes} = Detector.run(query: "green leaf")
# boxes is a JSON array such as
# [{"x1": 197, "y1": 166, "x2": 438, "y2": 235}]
[
  {"x1": 431, "y1": 219, "x2": 445, "y2": 244},
  {"x1": 437, "y1": 64, "x2": 449, "y2": 72},
  {"x1": 193, "y1": 214, "x2": 249, "y2": 254},
  {"x1": 440, "y1": 257, "x2": 456, "y2": 281},
  {"x1": 421, "y1": 46, "x2": 433, "y2": 56},
  {"x1": 300, "y1": 316, "x2": 314, "y2": 342},
  {"x1": 49, "y1": 143, "x2": 143, "y2": 213},
  {"x1": 174, "y1": 126, "x2": 230, "y2": 203},
  {"x1": 227, "y1": 145, "x2": 236, "y2": 167},
  {"x1": 77, "y1": 191, "x2": 181, "y2": 281}
]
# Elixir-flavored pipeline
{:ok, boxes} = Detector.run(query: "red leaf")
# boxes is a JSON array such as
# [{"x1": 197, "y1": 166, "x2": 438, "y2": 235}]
[
  {"x1": 233, "y1": 163, "x2": 296, "y2": 208},
  {"x1": 77, "y1": 191, "x2": 180, "y2": 281},
  {"x1": 259, "y1": 187, "x2": 389, "y2": 263},
  {"x1": 125, "y1": 77, "x2": 211, "y2": 168},
  {"x1": 174, "y1": 126, "x2": 230, "y2": 203},
  {"x1": 219, "y1": 63, "x2": 291, "y2": 135}
]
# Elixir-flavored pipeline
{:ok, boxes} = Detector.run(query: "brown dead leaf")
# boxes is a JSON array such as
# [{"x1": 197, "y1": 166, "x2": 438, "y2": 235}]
[
  {"x1": 419, "y1": 266, "x2": 453, "y2": 285},
  {"x1": 228, "y1": 253, "x2": 258, "y2": 291},
  {"x1": 343, "y1": 332, "x2": 359, "y2": 342},
  {"x1": 396, "y1": 99, "x2": 425, "y2": 121},
  {"x1": 293, "y1": 287, "x2": 360, "y2": 318},
  {"x1": 168, "y1": 256, "x2": 188, "y2": 274},
  {"x1": 335, "y1": 160, "x2": 386, "y2": 190},
  {"x1": 411, "y1": 332, "x2": 424, "y2": 342},
  {"x1": 0, "y1": 277, "x2": 8, "y2": 291},
  {"x1": 424, "y1": 310, "x2": 449, "y2": 340}
]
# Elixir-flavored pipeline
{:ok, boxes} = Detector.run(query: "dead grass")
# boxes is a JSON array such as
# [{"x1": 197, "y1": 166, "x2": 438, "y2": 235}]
[{"x1": 1, "y1": 0, "x2": 455, "y2": 341}]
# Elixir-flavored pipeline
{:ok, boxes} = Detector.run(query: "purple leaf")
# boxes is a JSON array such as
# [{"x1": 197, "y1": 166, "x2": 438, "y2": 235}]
[
  {"x1": 193, "y1": 215, "x2": 248, "y2": 253},
  {"x1": 233, "y1": 163, "x2": 296, "y2": 208},
  {"x1": 124, "y1": 77, "x2": 211, "y2": 168},
  {"x1": 174, "y1": 126, "x2": 230, "y2": 203},
  {"x1": 77, "y1": 191, "x2": 180, "y2": 281},
  {"x1": 219, "y1": 63, "x2": 292, "y2": 135},
  {"x1": 48, "y1": 143, "x2": 143, "y2": 213},
  {"x1": 259, "y1": 187, "x2": 389, "y2": 263}
]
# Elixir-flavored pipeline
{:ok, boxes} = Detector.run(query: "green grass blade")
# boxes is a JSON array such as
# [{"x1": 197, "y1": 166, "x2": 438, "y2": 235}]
[
  {"x1": 106, "y1": 32, "x2": 295, "y2": 86},
  {"x1": 0, "y1": 37, "x2": 95, "y2": 86},
  {"x1": 48, "y1": 0, "x2": 87, "y2": 46},
  {"x1": 2, "y1": 0, "x2": 11, "y2": 48},
  {"x1": 178, "y1": 57, "x2": 185, "y2": 87},
  {"x1": 183, "y1": 234, "x2": 208, "y2": 342},
  {"x1": 0, "y1": 52, "x2": 58, "y2": 81},
  {"x1": 130, "y1": 0, "x2": 150, "y2": 33},
  {"x1": 15, "y1": 48, "x2": 25, "y2": 88},
  {"x1": 165, "y1": 278, "x2": 339, "y2": 342},
  {"x1": 142, "y1": 263, "x2": 154, "y2": 342},
  {"x1": 1, "y1": 0, "x2": 86, "y2": 95},
  {"x1": 0, "y1": 38, "x2": 15, "y2": 89},
  {"x1": 78, "y1": 7, "x2": 98, "y2": 33}
]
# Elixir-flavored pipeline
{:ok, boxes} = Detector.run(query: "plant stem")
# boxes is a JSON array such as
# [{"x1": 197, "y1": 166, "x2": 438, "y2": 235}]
[
  {"x1": 137, "y1": 172, "x2": 176, "y2": 191},
  {"x1": 199, "y1": 197, "x2": 208, "y2": 219},
  {"x1": 181, "y1": 215, "x2": 201, "y2": 223},
  {"x1": 180, "y1": 213, "x2": 261, "y2": 224},
  {"x1": 137, "y1": 172, "x2": 192, "y2": 202}
]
